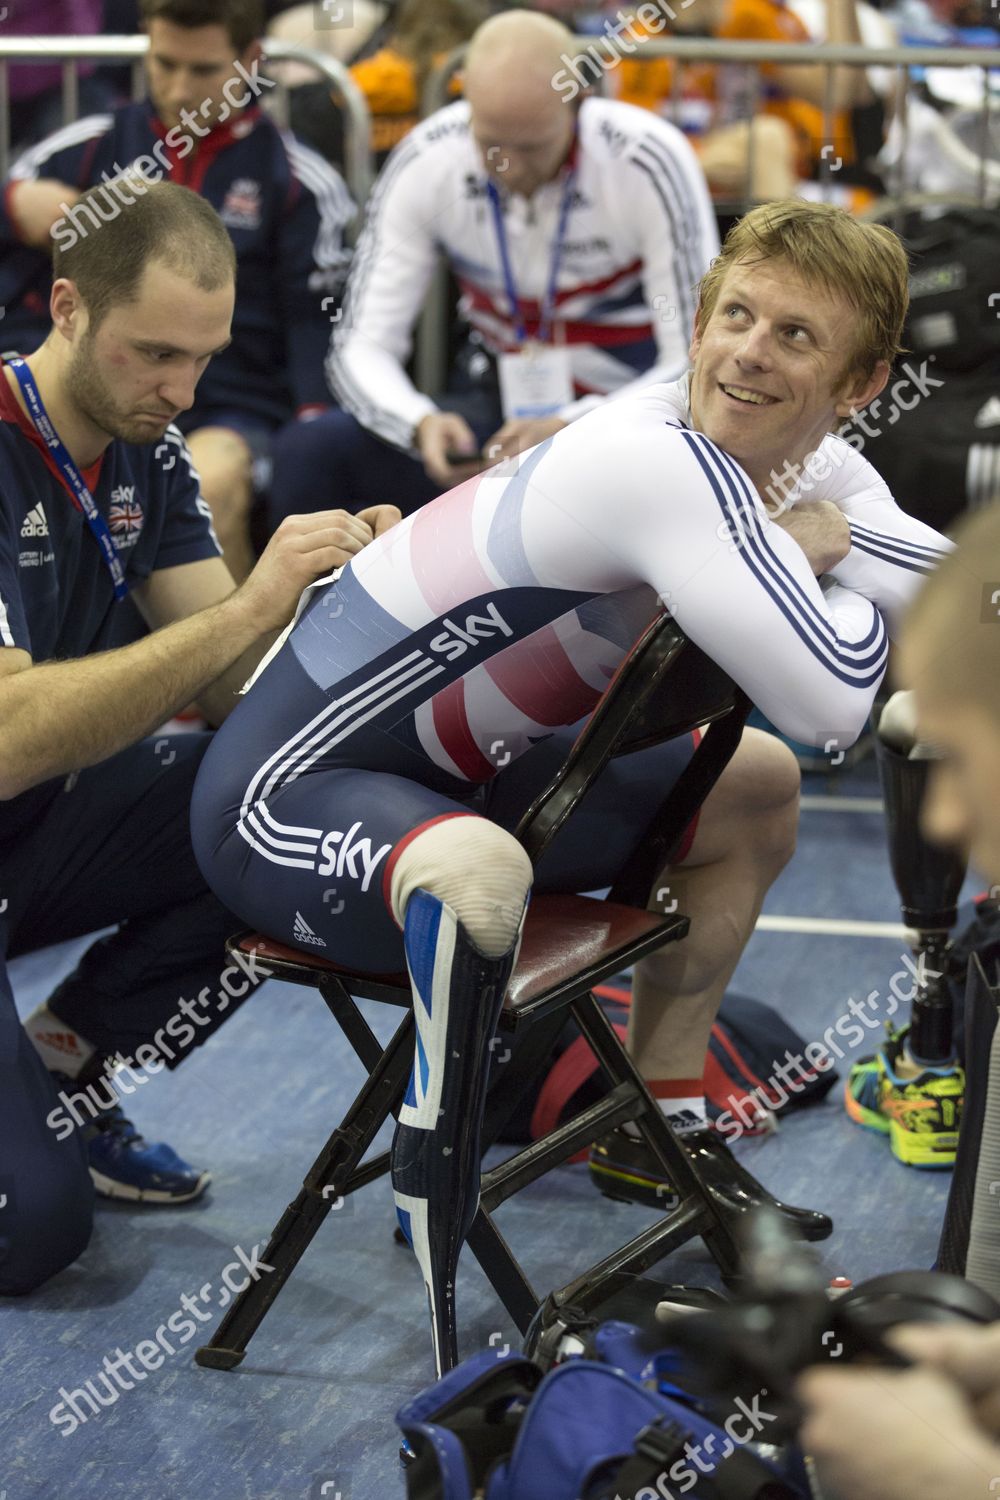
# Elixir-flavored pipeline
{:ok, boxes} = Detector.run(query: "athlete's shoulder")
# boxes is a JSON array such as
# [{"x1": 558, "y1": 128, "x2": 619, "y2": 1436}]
[
  {"x1": 577, "y1": 95, "x2": 701, "y2": 165},
  {"x1": 369, "y1": 100, "x2": 474, "y2": 206},
  {"x1": 813, "y1": 431, "x2": 896, "y2": 505},
  {"x1": 277, "y1": 126, "x2": 354, "y2": 215},
  {"x1": 569, "y1": 379, "x2": 694, "y2": 440},
  {"x1": 0, "y1": 413, "x2": 41, "y2": 519},
  {"x1": 406, "y1": 99, "x2": 472, "y2": 154},
  {"x1": 532, "y1": 383, "x2": 700, "y2": 504}
]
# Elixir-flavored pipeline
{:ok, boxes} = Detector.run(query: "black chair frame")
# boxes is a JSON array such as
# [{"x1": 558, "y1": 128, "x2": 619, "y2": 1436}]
[{"x1": 195, "y1": 611, "x2": 753, "y2": 1374}]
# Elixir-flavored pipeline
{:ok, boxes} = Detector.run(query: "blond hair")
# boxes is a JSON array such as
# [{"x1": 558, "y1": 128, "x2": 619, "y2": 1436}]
[{"x1": 697, "y1": 199, "x2": 909, "y2": 382}]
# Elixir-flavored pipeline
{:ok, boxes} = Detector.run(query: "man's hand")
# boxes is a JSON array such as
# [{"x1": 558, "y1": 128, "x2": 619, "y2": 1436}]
[
  {"x1": 416, "y1": 411, "x2": 482, "y2": 487},
  {"x1": 355, "y1": 503, "x2": 403, "y2": 540},
  {"x1": 230, "y1": 510, "x2": 379, "y2": 634},
  {"x1": 482, "y1": 415, "x2": 567, "y2": 466},
  {"x1": 8, "y1": 179, "x2": 80, "y2": 248},
  {"x1": 768, "y1": 499, "x2": 851, "y2": 576},
  {"x1": 889, "y1": 1323, "x2": 1000, "y2": 1439},
  {"x1": 797, "y1": 1363, "x2": 1000, "y2": 1500}
]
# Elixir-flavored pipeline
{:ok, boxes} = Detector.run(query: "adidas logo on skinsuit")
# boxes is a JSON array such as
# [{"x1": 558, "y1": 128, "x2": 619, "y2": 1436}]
[
  {"x1": 20, "y1": 504, "x2": 48, "y2": 538},
  {"x1": 292, "y1": 911, "x2": 326, "y2": 948},
  {"x1": 668, "y1": 1109, "x2": 704, "y2": 1131}
]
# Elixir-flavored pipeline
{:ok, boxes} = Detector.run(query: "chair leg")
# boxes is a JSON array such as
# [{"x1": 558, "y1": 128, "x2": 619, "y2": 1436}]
[
  {"x1": 195, "y1": 1011, "x2": 415, "y2": 1370},
  {"x1": 466, "y1": 1208, "x2": 540, "y2": 1334},
  {"x1": 569, "y1": 989, "x2": 744, "y2": 1281},
  {"x1": 391, "y1": 890, "x2": 523, "y2": 1377}
]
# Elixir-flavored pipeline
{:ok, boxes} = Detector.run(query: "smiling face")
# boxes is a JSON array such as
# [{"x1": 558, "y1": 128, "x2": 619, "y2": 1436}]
[{"x1": 688, "y1": 257, "x2": 888, "y2": 495}]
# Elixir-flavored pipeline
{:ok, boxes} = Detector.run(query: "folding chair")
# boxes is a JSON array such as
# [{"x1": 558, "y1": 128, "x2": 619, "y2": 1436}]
[{"x1": 195, "y1": 609, "x2": 755, "y2": 1376}]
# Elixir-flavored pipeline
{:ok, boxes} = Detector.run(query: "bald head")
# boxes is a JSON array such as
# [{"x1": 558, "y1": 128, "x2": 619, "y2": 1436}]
[
  {"x1": 464, "y1": 9, "x2": 578, "y2": 197},
  {"x1": 465, "y1": 9, "x2": 574, "y2": 90}
]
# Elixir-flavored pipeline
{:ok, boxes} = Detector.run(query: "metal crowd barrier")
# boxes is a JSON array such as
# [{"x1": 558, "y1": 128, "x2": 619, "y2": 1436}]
[
  {"x1": 4, "y1": 32, "x2": 998, "y2": 406},
  {"x1": 413, "y1": 34, "x2": 1000, "y2": 393},
  {"x1": 427, "y1": 35, "x2": 1000, "y2": 197},
  {"x1": 0, "y1": 35, "x2": 374, "y2": 206}
]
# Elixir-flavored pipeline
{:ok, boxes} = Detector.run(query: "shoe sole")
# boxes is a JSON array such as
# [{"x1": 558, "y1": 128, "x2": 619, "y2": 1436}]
[
  {"x1": 844, "y1": 1083, "x2": 959, "y2": 1167},
  {"x1": 589, "y1": 1162, "x2": 832, "y2": 1241},
  {"x1": 589, "y1": 1161, "x2": 678, "y2": 1210},
  {"x1": 888, "y1": 1122, "x2": 958, "y2": 1170},
  {"x1": 90, "y1": 1167, "x2": 212, "y2": 1204},
  {"x1": 844, "y1": 1079, "x2": 890, "y2": 1135}
]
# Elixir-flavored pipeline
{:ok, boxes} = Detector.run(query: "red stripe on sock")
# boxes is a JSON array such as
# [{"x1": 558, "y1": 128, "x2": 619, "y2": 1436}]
[{"x1": 647, "y1": 1078, "x2": 703, "y2": 1099}]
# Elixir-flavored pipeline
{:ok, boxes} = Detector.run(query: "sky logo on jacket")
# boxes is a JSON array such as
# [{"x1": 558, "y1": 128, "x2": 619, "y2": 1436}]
[{"x1": 108, "y1": 487, "x2": 144, "y2": 548}]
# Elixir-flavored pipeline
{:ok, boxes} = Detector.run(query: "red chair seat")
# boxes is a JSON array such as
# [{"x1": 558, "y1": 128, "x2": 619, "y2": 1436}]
[{"x1": 232, "y1": 894, "x2": 686, "y2": 1019}]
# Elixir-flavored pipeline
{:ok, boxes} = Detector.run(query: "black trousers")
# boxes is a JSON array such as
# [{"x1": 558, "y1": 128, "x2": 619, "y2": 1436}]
[{"x1": 0, "y1": 733, "x2": 244, "y2": 1296}]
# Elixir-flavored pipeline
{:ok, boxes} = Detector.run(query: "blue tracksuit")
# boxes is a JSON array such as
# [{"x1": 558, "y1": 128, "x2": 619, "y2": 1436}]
[
  {"x1": 0, "y1": 375, "x2": 245, "y2": 1296},
  {"x1": 0, "y1": 99, "x2": 354, "y2": 428}
]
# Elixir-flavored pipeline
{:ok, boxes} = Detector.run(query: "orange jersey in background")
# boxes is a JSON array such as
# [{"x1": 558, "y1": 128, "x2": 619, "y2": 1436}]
[{"x1": 614, "y1": 0, "x2": 857, "y2": 176}]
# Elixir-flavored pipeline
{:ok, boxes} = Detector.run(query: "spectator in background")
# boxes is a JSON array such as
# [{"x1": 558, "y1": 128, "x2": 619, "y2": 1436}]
[
  {"x1": 609, "y1": 0, "x2": 876, "y2": 204},
  {"x1": 0, "y1": 0, "x2": 354, "y2": 581},
  {"x1": 1, "y1": 0, "x2": 118, "y2": 154},
  {"x1": 266, "y1": 7, "x2": 718, "y2": 529},
  {"x1": 287, "y1": 0, "x2": 490, "y2": 176}
]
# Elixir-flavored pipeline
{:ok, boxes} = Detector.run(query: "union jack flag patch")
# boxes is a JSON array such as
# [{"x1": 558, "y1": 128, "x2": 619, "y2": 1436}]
[{"x1": 108, "y1": 485, "x2": 144, "y2": 547}]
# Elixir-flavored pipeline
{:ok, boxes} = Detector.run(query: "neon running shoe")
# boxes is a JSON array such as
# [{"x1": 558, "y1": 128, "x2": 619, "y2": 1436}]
[{"x1": 844, "y1": 1025, "x2": 963, "y2": 1169}]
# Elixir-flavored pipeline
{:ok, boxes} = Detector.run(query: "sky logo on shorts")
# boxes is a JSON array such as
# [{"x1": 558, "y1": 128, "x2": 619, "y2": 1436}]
[
  {"x1": 428, "y1": 602, "x2": 512, "y2": 662},
  {"x1": 316, "y1": 820, "x2": 392, "y2": 891}
]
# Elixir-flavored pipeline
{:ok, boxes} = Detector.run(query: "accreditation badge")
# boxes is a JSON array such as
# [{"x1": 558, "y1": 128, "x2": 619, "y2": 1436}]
[{"x1": 498, "y1": 342, "x2": 573, "y2": 420}]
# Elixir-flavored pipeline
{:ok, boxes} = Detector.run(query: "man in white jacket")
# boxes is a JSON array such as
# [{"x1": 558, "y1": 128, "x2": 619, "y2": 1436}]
[{"x1": 266, "y1": 8, "x2": 719, "y2": 530}]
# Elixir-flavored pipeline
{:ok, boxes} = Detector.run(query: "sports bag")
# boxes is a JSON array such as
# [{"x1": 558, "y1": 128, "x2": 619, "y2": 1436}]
[
  {"x1": 498, "y1": 988, "x2": 838, "y2": 1152},
  {"x1": 397, "y1": 1342, "x2": 810, "y2": 1500}
]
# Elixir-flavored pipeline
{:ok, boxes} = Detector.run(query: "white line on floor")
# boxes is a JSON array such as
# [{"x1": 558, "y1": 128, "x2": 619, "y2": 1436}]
[
  {"x1": 799, "y1": 796, "x2": 884, "y2": 813},
  {"x1": 756, "y1": 915, "x2": 909, "y2": 938}
]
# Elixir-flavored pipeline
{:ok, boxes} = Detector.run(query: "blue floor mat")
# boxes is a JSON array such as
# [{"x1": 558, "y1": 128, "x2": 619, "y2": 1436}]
[{"x1": 0, "y1": 757, "x2": 970, "y2": 1500}]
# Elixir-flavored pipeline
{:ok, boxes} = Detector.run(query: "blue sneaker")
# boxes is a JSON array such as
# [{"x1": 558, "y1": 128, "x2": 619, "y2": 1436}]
[{"x1": 51, "y1": 1073, "x2": 211, "y2": 1204}]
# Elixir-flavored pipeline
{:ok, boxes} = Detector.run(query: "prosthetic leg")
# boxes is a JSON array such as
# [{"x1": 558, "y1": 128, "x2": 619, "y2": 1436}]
[
  {"x1": 846, "y1": 695, "x2": 967, "y2": 1166},
  {"x1": 876, "y1": 693, "x2": 966, "y2": 1063},
  {"x1": 392, "y1": 888, "x2": 524, "y2": 1377}
]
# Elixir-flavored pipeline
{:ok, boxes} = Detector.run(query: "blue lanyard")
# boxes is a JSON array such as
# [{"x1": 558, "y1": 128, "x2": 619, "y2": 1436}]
[
  {"x1": 9, "y1": 358, "x2": 128, "y2": 601},
  {"x1": 487, "y1": 168, "x2": 576, "y2": 346}
]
